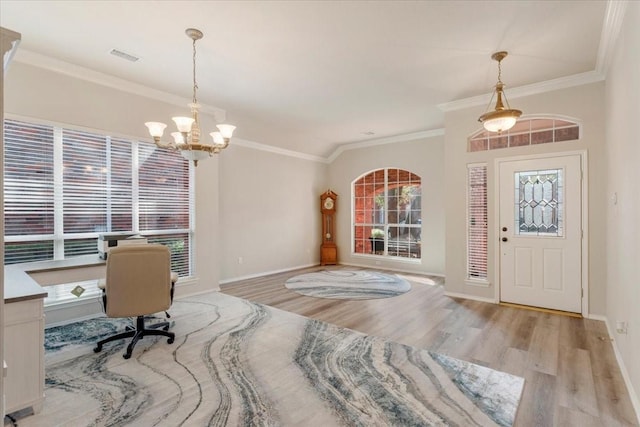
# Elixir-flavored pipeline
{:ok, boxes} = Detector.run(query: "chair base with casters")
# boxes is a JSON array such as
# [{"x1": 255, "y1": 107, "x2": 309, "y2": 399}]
[
  {"x1": 94, "y1": 315, "x2": 175, "y2": 359},
  {"x1": 94, "y1": 245, "x2": 178, "y2": 360}
]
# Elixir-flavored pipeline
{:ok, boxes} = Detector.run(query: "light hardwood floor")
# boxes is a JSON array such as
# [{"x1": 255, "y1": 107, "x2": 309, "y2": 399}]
[{"x1": 221, "y1": 265, "x2": 639, "y2": 427}]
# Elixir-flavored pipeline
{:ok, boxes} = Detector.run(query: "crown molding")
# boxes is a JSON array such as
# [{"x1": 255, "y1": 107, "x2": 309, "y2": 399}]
[
  {"x1": 232, "y1": 137, "x2": 329, "y2": 163},
  {"x1": 1, "y1": 26, "x2": 21, "y2": 71},
  {"x1": 439, "y1": 1, "x2": 627, "y2": 113},
  {"x1": 596, "y1": 0, "x2": 628, "y2": 75},
  {"x1": 233, "y1": 128, "x2": 446, "y2": 164},
  {"x1": 13, "y1": 49, "x2": 227, "y2": 122},
  {"x1": 437, "y1": 70, "x2": 605, "y2": 112},
  {"x1": 12, "y1": 48, "x2": 438, "y2": 165},
  {"x1": 327, "y1": 129, "x2": 445, "y2": 163}
]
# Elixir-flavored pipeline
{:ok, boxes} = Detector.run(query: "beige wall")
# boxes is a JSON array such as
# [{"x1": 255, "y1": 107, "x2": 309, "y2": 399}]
[
  {"x1": 4, "y1": 61, "x2": 328, "y2": 292},
  {"x1": 219, "y1": 144, "x2": 326, "y2": 281},
  {"x1": 4, "y1": 62, "x2": 220, "y2": 296},
  {"x1": 605, "y1": 0, "x2": 640, "y2": 414},
  {"x1": 1, "y1": 25, "x2": 22, "y2": 421},
  {"x1": 444, "y1": 82, "x2": 607, "y2": 314},
  {"x1": 328, "y1": 136, "x2": 445, "y2": 275}
]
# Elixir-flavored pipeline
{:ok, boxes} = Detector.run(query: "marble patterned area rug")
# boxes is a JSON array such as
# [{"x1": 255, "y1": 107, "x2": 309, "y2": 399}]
[
  {"x1": 19, "y1": 292, "x2": 524, "y2": 427},
  {"x1": 285, "y1": 270, "x2": 412, "y2": 299},
  {"x1": 44, "y1": 317, "x2": 133, "y2": 353}
]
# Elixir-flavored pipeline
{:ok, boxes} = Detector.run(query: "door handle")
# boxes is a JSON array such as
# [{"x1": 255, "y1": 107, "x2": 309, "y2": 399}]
[{"x1": 501, "y1": 237, "x2": 508, "y2": 242}]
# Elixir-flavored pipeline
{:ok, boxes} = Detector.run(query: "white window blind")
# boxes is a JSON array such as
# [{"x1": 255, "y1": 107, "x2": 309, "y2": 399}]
[
  {"x1": 467, "y1": 164, "x2": 488, "y2": 279},
  {"x1": 138, "y1": 143, "x2": 190, "y2": 232},
  {"x1": 3, "y1": 118, "x2": 192, "y2": 277},
  {"x1": 138, "y1": 143, "x2": 191, "y2": 276},
  {"x1": 4, "y1": 120, "x2": 55, "y2": 263}
]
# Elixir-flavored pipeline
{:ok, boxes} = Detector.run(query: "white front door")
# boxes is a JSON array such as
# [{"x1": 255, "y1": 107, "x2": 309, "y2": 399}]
[{"x1": 498, "y1": 154, "x2": 582, "y2": 313}]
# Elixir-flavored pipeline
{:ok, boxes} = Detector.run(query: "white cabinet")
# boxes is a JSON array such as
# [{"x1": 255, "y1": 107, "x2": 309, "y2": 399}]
[{"x1": 4, "y1": 297, "x2": 45, "y2": 414}]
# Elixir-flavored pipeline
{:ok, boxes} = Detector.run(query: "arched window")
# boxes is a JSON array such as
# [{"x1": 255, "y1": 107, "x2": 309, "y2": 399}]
[{"x1": 353, "y1": 168, "x2": 421, "y2": 259}]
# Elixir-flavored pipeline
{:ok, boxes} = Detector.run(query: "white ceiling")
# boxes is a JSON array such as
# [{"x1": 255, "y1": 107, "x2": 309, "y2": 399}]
[{"x1": 1, "y1": 1, "x2": 612, "y2": 158}]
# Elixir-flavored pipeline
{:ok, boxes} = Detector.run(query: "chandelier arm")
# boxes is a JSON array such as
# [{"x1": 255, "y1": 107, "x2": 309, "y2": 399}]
[{"x1": 153, "y1": 138, "x2": 178, "y2": 151}]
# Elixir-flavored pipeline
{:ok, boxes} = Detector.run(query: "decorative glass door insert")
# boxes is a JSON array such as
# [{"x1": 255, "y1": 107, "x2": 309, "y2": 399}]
[{"x1": 514, "y1": 169, "x2": 563, "y2": 236}]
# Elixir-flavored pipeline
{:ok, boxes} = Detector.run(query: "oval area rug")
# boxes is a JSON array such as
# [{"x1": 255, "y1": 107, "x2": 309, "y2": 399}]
[{"x1": 285, "y1": 270, "x2": 411, "y2": 299}]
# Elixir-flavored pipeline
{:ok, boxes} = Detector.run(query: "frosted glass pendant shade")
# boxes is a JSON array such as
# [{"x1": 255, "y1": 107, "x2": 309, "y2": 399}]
[
  {"x1": 216, "y1": 124, "x2": 236, "y2": 139},
  {"x1": 482, "y1": 115, "x2": 518, "y2": 133},
  {"x1": 172, "y1": 116, "x2": 195, "y2": 133},
  {"x1": 180, "y1": 149, "x2": 210, "y2": 162},
  {"x1": 145, "y1": 122, "x2": 167, "y2": 138},
  {"x1": 210, "y1": 131, "x2": 225, "y2": 145},
  {"x1": 171, "y1": 132, "x2": 185, "y2": 144}
]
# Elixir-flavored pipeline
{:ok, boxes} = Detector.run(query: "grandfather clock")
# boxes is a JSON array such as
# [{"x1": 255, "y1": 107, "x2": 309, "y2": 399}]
[{"x1": 320, "y1": 190, "x2": 338, "y2": 265}]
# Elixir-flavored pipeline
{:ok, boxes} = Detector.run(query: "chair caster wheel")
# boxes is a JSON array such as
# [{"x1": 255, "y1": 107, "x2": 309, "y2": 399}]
[
  {"x1": 94, "y1": 346, "x2": 102, "y2": 353},
  {"x1": 168, "y1": 337, "x2": 174, "y2": 344},
  {"x1": 123, "y1": 353, "x2": 131, "y2": 360}
]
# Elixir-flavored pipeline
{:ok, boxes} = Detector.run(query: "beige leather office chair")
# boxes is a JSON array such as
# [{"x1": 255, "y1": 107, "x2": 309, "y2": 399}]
[{"x1": 93, "y1": 244, "x2": 175, "y2": 359}]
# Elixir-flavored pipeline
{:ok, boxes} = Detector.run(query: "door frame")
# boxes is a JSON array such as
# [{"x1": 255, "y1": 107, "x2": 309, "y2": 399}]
[{"x1": 493, "y1": 150, "x2": 589, "y2": 315}]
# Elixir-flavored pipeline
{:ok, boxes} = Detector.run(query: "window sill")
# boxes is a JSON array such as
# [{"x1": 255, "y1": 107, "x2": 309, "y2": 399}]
[
  {"x1": 465, "y1": 278, "x2": 491, "y2": 287},
  {"x1": 352, "y1": 253, "x2": 422, "y2": 264}
]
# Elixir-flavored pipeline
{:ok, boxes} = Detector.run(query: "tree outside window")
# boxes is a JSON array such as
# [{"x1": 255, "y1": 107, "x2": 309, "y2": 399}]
[{"x1": 353, "y1": 168, "x2": 421, "y2": 259}]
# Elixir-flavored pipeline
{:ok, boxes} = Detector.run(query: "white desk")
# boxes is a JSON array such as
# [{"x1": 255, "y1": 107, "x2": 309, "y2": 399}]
[
  {"x1": 4, "y1": 268, "x2": 47, "y2": 414},
  {"x1": 3, "y1": 256, "x2": 105, "y2": 414}
]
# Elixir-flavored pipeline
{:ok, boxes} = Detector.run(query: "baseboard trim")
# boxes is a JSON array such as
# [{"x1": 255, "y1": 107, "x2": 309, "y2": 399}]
[
  {"x1": 499, "y1": 302, "x2": 582, "y2": 318},
  {"x1": 340, "y1": 262, "x2": 445, "y2": 278},
  {"x1": 443, "y1": 291, "x2": 497, "y2": 304},
  {"x1": 584, "y1": 313, "x2": 607, "y2": 322},
  {"x1": 219, "y1": 263, "x2": 319, "y2": 286},
  {"x1": 44, "y1": 296, "x2": 103, "y2": 327},
  {"x1": 602, "y1": 317, "x2": 640, "y2": 424},
  {"x1": 46, "y1": 312, "x2": 105, "y2": 329}
]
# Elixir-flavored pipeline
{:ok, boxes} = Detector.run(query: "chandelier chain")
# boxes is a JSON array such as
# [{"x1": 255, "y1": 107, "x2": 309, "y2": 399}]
[{"x1": 192, "y1": 37, "x2": 198, "y2": 105}]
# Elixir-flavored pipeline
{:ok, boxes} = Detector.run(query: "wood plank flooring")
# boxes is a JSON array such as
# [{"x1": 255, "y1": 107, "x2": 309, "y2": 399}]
[{"x1": 221, "y1": 265, "x2": 639, "y2": 427}]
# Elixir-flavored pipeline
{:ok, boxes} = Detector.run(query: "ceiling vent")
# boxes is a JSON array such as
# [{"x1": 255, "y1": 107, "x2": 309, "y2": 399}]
[{"x1": 109, "y1": 48, "x2": 140, "y2": 62}]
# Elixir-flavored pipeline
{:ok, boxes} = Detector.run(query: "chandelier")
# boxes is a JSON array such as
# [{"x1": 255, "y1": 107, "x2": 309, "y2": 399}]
[
  {"x1": 478, "y1": 51, "x2": 522, "y2": 133},
  {"x1": 145, "y1": 28, "x2": 235, "y2": 166}
]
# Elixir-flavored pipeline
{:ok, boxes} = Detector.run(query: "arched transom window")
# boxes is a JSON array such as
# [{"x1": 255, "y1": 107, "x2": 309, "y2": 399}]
[
  {"x1": 353, "y1": 168, "x2": 421, "y2": 259},
  {"x1": 468, "y1": 117, "x2": 580, "y2": 152}
]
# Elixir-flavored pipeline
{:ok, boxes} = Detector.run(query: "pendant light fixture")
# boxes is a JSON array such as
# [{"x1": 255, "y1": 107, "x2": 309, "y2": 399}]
[
  {"x1": 145, "y1": 28, "x2": 235, "y2": 166},
  {"x1": 478, "y1": 51, "x2": 522, "y2": 133}
]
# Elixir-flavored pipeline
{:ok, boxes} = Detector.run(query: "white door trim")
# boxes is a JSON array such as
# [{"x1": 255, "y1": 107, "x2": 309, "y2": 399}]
[{"x1": 493, "y1": 150, "x2": 589, "y2": 315}]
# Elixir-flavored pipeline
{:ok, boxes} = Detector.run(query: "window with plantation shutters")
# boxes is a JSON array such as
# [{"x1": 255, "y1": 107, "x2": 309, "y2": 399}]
[
  {"x1": 3, "y1": 118, "x2": 192, "y2": 277},
  {"x1": 138, "y1": 143, "x2": 191, "y2": 276},
  {"x1": 4, "y1": 120, "x2": 55, "y2": 264},
  {"x1": 467, "y1": 164, "x2": 488, "y2": 280}
]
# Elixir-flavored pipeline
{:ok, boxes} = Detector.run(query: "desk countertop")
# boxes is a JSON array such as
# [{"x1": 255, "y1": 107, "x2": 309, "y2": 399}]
[{"x1": 5, "y1": 255, "x2": 105, "y2": 304}]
